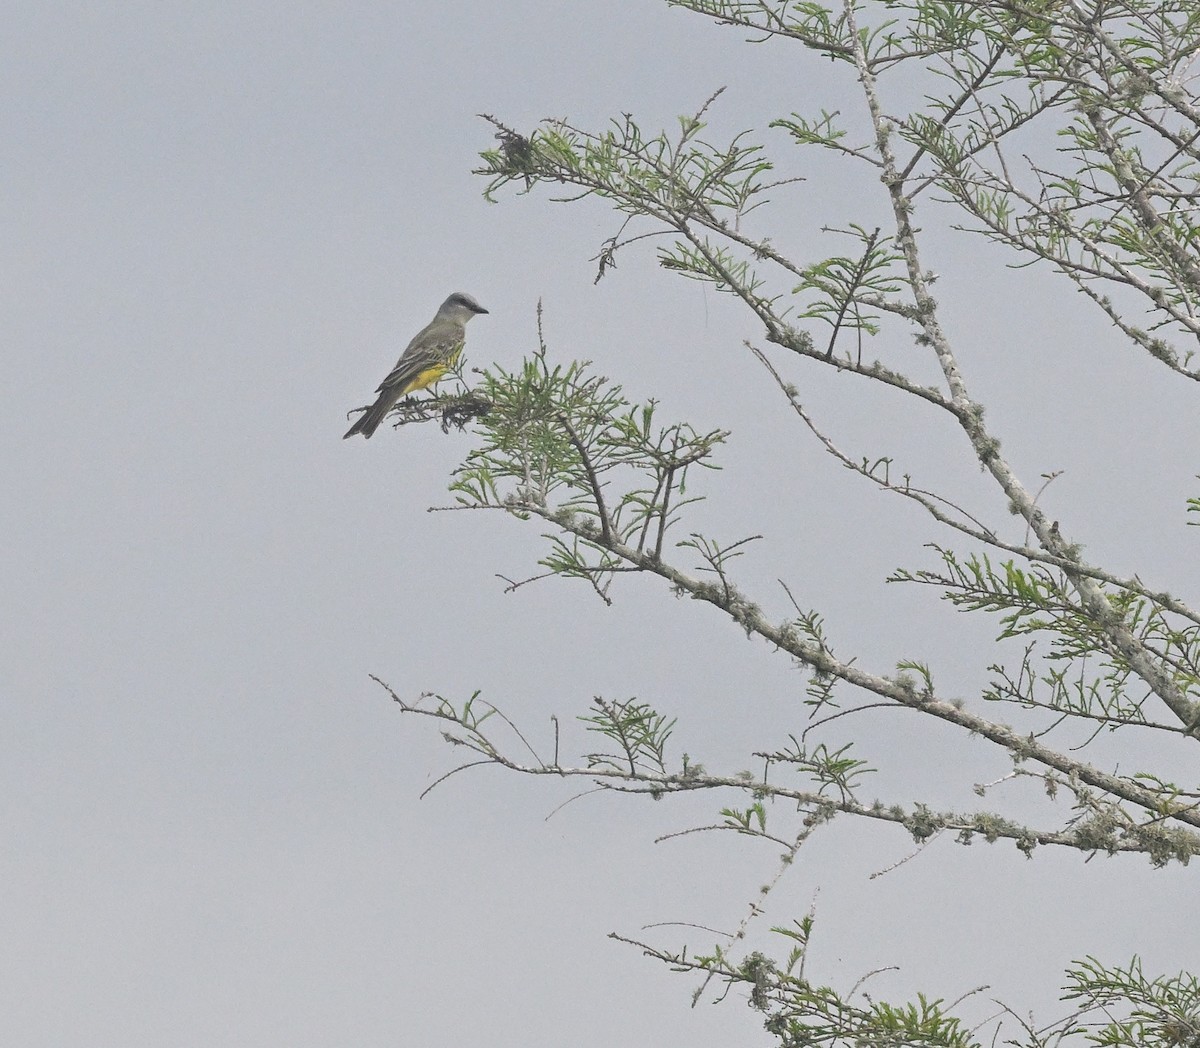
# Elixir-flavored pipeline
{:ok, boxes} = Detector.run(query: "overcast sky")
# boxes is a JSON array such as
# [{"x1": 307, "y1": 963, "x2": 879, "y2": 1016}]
[{"x1": 4, "y1": 4, "x2": 1198, "y2": 1046}]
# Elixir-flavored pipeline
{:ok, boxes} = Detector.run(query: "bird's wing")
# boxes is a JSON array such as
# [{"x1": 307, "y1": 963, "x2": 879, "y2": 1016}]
[{"x1": 375, "y1": 321, "x2": 465, "y2": 394}]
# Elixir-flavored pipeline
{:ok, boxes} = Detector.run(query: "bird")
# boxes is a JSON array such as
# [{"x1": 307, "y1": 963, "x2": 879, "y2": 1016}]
[{"x1": 343, "y1": 291, "x2": 489, "y2": 439}]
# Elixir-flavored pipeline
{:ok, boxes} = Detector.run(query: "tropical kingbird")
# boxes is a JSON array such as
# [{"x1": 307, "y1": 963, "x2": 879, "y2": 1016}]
[{"x1": 343, "y1": 291, "x2": 489, "y2": 439}]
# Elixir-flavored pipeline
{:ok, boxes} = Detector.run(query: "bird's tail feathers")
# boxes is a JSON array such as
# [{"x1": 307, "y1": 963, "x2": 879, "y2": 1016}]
[{"x1": 343, "y1": 403, "x2": 386, "y2": 439}]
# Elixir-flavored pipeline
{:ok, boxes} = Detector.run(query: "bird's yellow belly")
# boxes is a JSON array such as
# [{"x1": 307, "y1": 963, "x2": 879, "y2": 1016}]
[
  {"x1": 407, "y1": 364, "x2": 450, "y2": 393},
  {"x1": 405, "y1": 344, "x2": 463, "y2": 394}
]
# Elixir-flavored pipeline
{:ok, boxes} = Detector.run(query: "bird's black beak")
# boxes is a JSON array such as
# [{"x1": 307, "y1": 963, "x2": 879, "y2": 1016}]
[{"x1": 474, "y1": 304, "x2": 490, "y2": 314}]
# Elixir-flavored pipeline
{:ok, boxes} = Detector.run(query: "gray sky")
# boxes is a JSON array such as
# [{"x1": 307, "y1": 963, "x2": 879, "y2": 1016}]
[{"x1": 4, "y1": 3, "x2": 1198, "y2": 1046}]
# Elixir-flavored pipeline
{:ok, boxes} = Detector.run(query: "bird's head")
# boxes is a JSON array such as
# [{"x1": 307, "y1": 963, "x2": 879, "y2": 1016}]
[{"x1": 439, "y1": 291, "x2": 489, "y2": 321}]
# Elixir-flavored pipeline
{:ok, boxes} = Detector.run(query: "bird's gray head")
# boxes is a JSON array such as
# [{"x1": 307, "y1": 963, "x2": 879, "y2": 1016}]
[{"x1": 438, "y1": 291, "x2": 489, "y2": 322}]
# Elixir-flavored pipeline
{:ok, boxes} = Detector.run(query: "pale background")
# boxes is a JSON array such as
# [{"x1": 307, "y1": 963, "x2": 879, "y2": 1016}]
[{"x1": 4, "y1": 3, "x2": 1197, "y2": 1046}]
